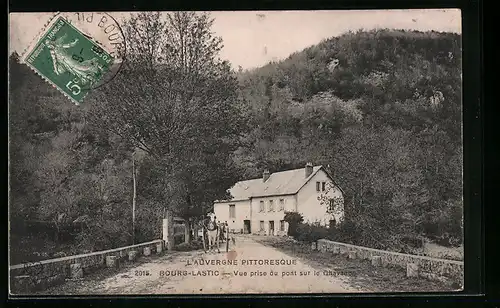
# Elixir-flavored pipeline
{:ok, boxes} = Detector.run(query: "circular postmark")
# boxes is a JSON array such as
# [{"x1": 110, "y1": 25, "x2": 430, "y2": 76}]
[{"x1": 53, "y1": 12, "x2": 127, "y2": 90}]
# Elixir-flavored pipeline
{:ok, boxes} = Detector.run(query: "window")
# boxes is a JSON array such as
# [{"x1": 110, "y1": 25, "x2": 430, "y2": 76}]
[
  {"x1": 279, "y1": 199, "x2": 285, "y2": 211},
  {"x1": 329, "y1": 219, "x2": 336, "y2": 229},
  {"x1": 229, "y1": 204, "x2": 235, "y2": 219},
  {"x1": 259, "y1": 221, "x2": 265, "y2": 231},
  {"x1": 322, "y1": 182, "x2": 326, "y2": 192},
  {"x1": 328, "y1": 199, "x2": 335, "y2": 211},
  {"x1": 259, "y1": 201, "x2": 265, "y2": 212},
  {"x1": 316, "y1": 181, "x2": 320, "y2": 192},
  {"x1": 268, "y1": 200, "x2": 274, "y2": 212},
  {"x1": 280, "y1": 220, "x2": 285, "y2": 231}
]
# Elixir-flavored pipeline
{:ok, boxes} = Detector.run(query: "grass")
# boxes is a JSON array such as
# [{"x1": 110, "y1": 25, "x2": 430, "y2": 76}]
[{"x1": 252, "y1": 235, "x2": 461, "y2": 293}]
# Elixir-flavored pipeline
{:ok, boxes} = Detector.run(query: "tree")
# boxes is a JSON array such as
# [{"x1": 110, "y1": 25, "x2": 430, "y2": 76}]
[
  {"x1": 87, "y1": 12, "x2": 246, "y2": 242},
  {"x1": 284, "y1": 212, "x2": 304, "y2": 237}
]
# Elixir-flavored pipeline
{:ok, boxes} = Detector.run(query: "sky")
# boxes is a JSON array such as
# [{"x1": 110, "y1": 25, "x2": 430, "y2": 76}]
[{"x1": 9, "y1": 10, "x2": 461, "y2": 70}]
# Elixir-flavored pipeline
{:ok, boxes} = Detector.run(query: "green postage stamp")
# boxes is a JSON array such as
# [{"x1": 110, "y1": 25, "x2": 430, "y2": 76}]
[{"x1": 24, "y1": 16, "x2": 114, "y2": 104}]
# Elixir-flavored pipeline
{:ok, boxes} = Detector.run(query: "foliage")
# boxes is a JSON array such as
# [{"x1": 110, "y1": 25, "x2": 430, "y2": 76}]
[
  {"x1": 292, "y1": 221, "x2": 425, "y2": 253},
  {"x1": 237, "y1": 29, "x2": 462, "y2": 248},
  {"x1": 175, "y1": 240, "x2": 203, "y2": 251},
  {"x1": 284, "y1": 212, "x2": 304, "y2": 237},
  {"x1": 295, "y1": 223, "x2": 329, "y2": 243},
  {"x1": 87, "y1": 11, "x2": 246, "y2": 229},
  {"x1": 9, "y1": 25, "x2": 463, "y2": 263}
]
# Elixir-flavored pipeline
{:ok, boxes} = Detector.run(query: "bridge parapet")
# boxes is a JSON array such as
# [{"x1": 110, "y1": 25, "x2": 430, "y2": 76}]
[
  {"x1": 316, "y1": 239, "x2": 463, "y2": 286},
  {"x1": 10, "y1": 239, "x2": 164, "y2": 294}
]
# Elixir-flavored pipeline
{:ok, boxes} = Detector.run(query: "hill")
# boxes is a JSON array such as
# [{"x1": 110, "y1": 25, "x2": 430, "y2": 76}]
[
  {"x1": 233, "y1": 29, "x2": 463, "y2": 251},
  {"x1": 8, "y1": 28, "x2": 463, "y2": 263}
]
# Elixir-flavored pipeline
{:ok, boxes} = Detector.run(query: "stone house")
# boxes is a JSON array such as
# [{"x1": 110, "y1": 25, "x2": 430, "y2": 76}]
[{"x1": 214, "y1": 163, "x2": 344, "y2": 236}]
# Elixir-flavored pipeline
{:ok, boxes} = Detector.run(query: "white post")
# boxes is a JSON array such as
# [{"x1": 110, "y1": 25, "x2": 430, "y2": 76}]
[
  {"x1": 162, "y1": 218, "x2": 169, "y2": 244},
  {"x1": 163, "y1": 210, "x2": 174, "y2": 250}
]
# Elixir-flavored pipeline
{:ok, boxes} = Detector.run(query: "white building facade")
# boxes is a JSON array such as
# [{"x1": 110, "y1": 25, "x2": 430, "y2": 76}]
[{"x1": 214, "y1": 163, "x2": 344, "y2": 236}]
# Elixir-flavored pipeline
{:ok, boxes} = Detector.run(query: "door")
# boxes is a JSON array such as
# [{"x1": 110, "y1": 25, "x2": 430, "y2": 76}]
[
  {"x1": 269, "y1": 221, "x2": 275, "y2": 236},
  {"x1": 243, "y1": 220, "x2": 251, "y2": 234}
]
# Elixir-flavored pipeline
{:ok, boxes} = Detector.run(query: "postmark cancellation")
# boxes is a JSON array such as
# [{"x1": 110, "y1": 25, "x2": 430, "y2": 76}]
[{"x1": 22, "y1": 13, "x2": 124, "y2": 104}]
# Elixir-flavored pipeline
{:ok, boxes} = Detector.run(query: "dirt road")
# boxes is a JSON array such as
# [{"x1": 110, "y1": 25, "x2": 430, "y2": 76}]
[{"x1": 43, "y1": 235, "x2": 362, "y2": 295}]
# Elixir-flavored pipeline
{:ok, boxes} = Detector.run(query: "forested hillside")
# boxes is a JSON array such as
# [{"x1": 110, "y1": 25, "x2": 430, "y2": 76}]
[
  {"x1": 234, "y1": 29, "x2": 463, "y2": 251},
  {"x1": 9, "y1": 25, "x2": 463, "y2": 264}
]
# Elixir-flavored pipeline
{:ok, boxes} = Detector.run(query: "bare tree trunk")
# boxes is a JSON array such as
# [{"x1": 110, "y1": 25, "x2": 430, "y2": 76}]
[
  {"x1": 53, "y1": 220, "x2": 59, "y2": 243},
  {"x1": 193, "y1": 221, "x2": 198, "y2": 242},
  {"x1": 360, "y1": 182, "x2": 364, "y2": 207},
  {"x1": 132, "y1": 156, "x2": 137, "y2": 244},
  {"x1": 184, "y1": 219, "x2": 190, "y2": 244}
]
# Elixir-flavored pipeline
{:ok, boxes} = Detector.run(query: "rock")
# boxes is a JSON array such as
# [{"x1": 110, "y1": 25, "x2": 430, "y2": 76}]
[
  {"x1": 371, "y1": 256, "x2": 382, "y2": 266},
  {"x1": 332, "y1": 246, "x2": 341, "y2": 254},
  {"x1": 69, "y1": 263, "x2": 83, "y2": 279},
  {"x1": 348, "y1": 251, "x2": 357, "y2": 259},
  {"x1": 106, "y1": 256, "x2": 118, "y2": 268},
  {"x1": 143, "y1": 247, "x2": 151, "y2": 256},
  {"x1": 407, "y1": 263, "x2": 419, "y2": 278},
  {"x1": 128, "y1": 250, "x2": 138, "y2": 261}
]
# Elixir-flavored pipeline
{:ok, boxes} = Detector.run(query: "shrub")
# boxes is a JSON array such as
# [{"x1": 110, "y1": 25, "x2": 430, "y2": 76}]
[
  {"x1": 435, "y1": 232, "x2": 461, "y2": 247},
  {"x1": 175, "y1": 242, "x2": 193, "y2": 251},
  {"x1": 401, "y1": 236, "x2": 424, "y2": 249},
  {"x1": 175, "y1": 240, "x2": 203, "y2": 251},
  {"x1": 284, "y1": 212, "x2": 304, "y2": 237},
  {"x1": 190, "y1": 240, "x2": 203, "y2": 250},
  {"x1": 75, "y1": 219, "x2": 130, "y2": 252},
  {"x1": 420, "y1": 201, "x2": 463, "y2": 247},
  {"x1": 322, "y1": 219, "x2": 364, "y2": 245},
  {"x1": 173, "y1": 234, "x2": 185, "y2": 245},
  {"x1": 294, "y1": 223, "x2": 329, "y2": 243}
]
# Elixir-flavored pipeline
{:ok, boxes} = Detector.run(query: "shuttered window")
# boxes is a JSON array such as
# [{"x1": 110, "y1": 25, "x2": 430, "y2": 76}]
[{"x1": 328, "y1": 199, "x2": 335, "y2": 211}]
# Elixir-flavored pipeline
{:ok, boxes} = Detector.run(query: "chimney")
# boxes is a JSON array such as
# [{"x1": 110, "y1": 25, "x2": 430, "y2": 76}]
[
  {"x1": 305, "y1": 162, "x2": 313, "y2": 178},
  {"x1": 263, "y1": 169, "x2": 270, "y2": 182}
]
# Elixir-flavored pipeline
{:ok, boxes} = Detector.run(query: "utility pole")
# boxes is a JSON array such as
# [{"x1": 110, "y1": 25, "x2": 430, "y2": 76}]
[{"x1": 132, "y1": 154, "x2": 137, "y2": 245}]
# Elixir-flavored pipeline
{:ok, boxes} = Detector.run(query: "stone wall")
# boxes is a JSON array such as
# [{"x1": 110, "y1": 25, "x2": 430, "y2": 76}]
[
  {"x1": 10, "y1": 240, "x2": 164, "y2": 294},
  {"x1": 251, "y1": 230, "x2": 287, "y2": 236},
  {"x1": 316, "y1": 239, "x2": 463, "y2": 285}
]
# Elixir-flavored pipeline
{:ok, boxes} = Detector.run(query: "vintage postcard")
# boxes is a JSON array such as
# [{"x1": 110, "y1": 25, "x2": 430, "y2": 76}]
[{"x1": 9, "y1": 10, "x2": 463, "y2": 295}]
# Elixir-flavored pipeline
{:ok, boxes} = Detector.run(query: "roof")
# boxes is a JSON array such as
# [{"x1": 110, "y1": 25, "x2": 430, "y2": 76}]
[{"x1": 215, "y1": 165, "x2": 342, "y2": 203}]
